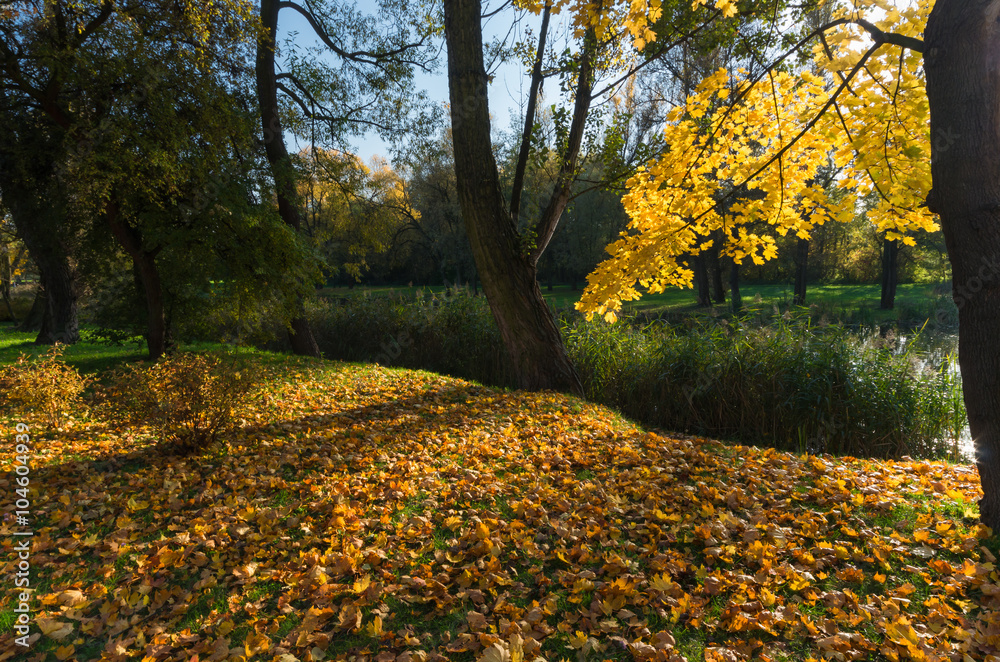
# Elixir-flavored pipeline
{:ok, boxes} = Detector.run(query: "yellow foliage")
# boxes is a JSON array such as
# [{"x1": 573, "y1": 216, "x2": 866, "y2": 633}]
[
  {"x1": 0, "y1": 345, "x2": 88, "y2": 429},
  {"x1": 96, "y1": 352, "x2": 263, "y2": 454},
  {"x1": 578, "y1": 0, "x2": 936, "y2": 320}
]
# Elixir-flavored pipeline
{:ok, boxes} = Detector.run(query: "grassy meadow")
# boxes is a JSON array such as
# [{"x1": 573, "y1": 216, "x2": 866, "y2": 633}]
[{"x1": 0, "y1": 347, "x2": 995, "y2": 661}]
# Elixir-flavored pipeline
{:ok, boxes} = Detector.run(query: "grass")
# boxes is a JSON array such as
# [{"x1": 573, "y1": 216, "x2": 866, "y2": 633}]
[
  {"x1": 286, "y1": 292, "x2": 966, "y2": 462},
  {"x1": 0, "y1": 351, "x2": 994, "y2": 661},
  {"x1": 319, "y1": 282, "x2": 954, "y2": 328},
  {"x1": 0, "y1": 325, "x2": 146, "y2": 373},
  {"x1": 0, "y1": 321, "x2": 327, "y2": 374}
]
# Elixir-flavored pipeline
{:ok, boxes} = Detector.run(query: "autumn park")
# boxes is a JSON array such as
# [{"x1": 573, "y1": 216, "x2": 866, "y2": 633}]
[{"x1": 3, "y1": 0, "x2": 1000, "y2": 660}]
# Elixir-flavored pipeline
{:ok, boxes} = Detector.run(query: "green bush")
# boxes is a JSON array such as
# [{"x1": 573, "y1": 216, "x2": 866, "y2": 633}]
[
  {"x1": 281, "y1": 292, "x2": 966, "y2": 461},
  {"x1": 96, "y1": 351, "x2": 262, "y2": 454},
  {"x1": 291, "y1": 291, "x2": 516, "y2": 387},
  {"x1": 565, "y1": 315, "x2": 966, "y2": 460}
]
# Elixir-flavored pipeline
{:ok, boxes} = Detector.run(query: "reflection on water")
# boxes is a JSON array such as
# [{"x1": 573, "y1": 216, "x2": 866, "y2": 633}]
[{"x1": 859, "y1": 328, "x2": 972, "y2": 463}]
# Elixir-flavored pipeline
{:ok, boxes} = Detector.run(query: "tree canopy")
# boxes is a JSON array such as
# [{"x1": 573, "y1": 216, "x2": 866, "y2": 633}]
[{"x1": 577, "y1": 0, "x2": 936, "y2": 322}]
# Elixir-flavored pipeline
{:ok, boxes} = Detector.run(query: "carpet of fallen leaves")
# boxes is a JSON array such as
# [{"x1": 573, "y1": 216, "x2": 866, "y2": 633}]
[{"x1": 1, "y1": 358, "x2": 998, "y2": 662}]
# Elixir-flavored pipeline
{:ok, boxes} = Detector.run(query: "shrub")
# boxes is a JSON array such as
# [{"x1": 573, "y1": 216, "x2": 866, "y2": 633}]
[
  {"x1": 279, "y1": 291, "x2": 517, "y2": 387},
  {"x1": 0, "y1": 344, "x2": 87, "y2": 428},
  {"x1": 97, "y1": 352, "x2": 262, "y2": 454},
  {"x1": 266, "y1": 292, "x2": 967, "y2": 461},
  {"x1": 565, "y1": 315, "x2": 967, "y2": 460}
]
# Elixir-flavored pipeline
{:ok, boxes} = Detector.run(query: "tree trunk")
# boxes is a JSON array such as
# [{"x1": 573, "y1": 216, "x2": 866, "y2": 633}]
[
  {"x1": 256, "y1": 0, "x2": 321, "y2": 358},
  {"x1": 880, "y1": 236, "x2": 899, "y2": 310},
  {"x1": 0, "y1": 172, "x2": 79, "y2": 343},
  {"x1": 18, "y1": 287, "x2": 46, "y2": 333},
  {"x1": 730, "y1": 259, "x2": 742, "y2": 316},
  {"x1": 0, "y1": 250, "x2": 15, "y2": 323},
  {"x1": 106, "y1": 203, "x2": 167, "y2": 360},
  {"x1": 443, "y1": 0, "x2": 583, "y2": 396},
  {"x1": 710, "y1": 240, "x2": 726, "y2": 304},
  {"x1": 1, "y1": 289, "x2": 14, "y2": 323},
  {"x1": 925, "y1": 0, "x2": 1000, "y2": 530},
  {"x1": 793, "y1": 238, "x2": 809, "y2": 306},
  {"x1": 7, "y1": 209, "x2": 78, "y2": 345},
  {"x1": 0, "y1": 109, "x2": 80, "y2": 345},
  {"x1": 693, "y1": 254, "x2": 711, "y2": 307}
]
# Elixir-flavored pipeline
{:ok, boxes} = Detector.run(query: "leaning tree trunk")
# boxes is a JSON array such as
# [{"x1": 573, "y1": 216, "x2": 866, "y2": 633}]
[
  {"x1": 925, "y1": 0, "x2": 1000, "y2": 530},
  {"x1": 106, "y1": 204, "x2": 167, "y2": 361},
  {"x1": 880, "y1": 236, "x2": 899, "y2": 310},
  {"x1": 256, "y1": 0, "x2": 321, "y2": 359},
  {"x1": 443, "y1": 0, "x2": 582, "y2": 395}
]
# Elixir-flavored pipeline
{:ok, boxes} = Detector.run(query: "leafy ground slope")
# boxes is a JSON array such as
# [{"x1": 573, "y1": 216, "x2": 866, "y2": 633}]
[{"x1": 0, "y1": 358, "x2": 996, "y2": 662}]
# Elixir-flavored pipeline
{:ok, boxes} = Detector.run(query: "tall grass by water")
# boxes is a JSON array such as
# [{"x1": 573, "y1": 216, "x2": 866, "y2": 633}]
[{"x1": 273, "y1": 291, "x2": 966, "y2": 461}]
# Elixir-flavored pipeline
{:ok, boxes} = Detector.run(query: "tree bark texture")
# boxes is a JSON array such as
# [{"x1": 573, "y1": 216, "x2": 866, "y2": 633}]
[
  {"x1": 880, "y1": 237, "x2": 899, "y2": 310},
  {"x1": 925, "y1": 0, "x2": 1000, "y2": 530},
  {"x1": 105, "y1": 203, "x2": 166, "y2": 361},
  {"x1": 256, "y1": 0, "x2": 321, "y2": 359},
  {"x1": 0, "y1": 157, "x2": 79, "y2": 345},
  {"x1": 18, "y1": 287, "x2": 46, "y2": 333},
  {"x1": 443, "y1": 0, "x2": 583, "y2": 396}
]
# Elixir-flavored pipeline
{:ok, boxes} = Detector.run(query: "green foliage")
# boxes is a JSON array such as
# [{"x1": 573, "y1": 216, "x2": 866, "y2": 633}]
[
  {"x1": 296, "y1": 291, "x2": 515, "y2": 388},
  {"x1": 301, "y1": 293, "x2": 966, "y2": 460},
  {"x1": 0, "y1": 344, "x2": 88, "y2": 428},
  {"x1": 96, "y1": 352, "x2": 263, "y2": 454},
  {"x1": 565, "y1": 314, "x2": 966, "y2": 460}
]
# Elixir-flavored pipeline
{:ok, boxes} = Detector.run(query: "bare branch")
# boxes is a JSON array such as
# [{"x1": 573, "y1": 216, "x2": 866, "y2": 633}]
[
  {"x1": 529, "y1": 27, "x2": 597, "y2": 264},
  {"x1": 854, "y1": 17, "x2": 924, "y2": 53},
  {"x1": 509, "y1": 1, "x2": 550, "y2": 224},
  {"x1": 278, "y1": 1, "x2": 431, "y2": 69},
  {"x1": 276, "y1": 79, "x2": 395, "y2": 132}
]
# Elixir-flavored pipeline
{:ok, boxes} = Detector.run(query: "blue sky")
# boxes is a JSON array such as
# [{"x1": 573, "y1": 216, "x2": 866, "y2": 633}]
[{"x1": 278, "y1": 2, "x2": 547, "y2": 165}]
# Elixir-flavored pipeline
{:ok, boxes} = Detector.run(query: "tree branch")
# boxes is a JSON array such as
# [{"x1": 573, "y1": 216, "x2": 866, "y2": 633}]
[
  {"x1": 528, "y1": 27, "x2": 597, "y2": 265},
  {"x1": 509, "y1": 1, "x2": 550, "y2": 224},
  {"x1": 854, "y1": 17, "x2": 924, "y2": 53},
  {"x1": 278, "y1": 1, "x2": 430, "y2": 68},
  {"x1": 72, "y1": 0, "x2": 114, "y2": 48},
  {"x1": 275, "y1": 78, "x2": 395, "y2": 132},
  {"x1": 689, "y1": 42, "x2": 882, "y2": 229}
]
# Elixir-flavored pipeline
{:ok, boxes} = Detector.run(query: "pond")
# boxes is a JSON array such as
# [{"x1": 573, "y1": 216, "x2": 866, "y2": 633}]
[{"x1": 863, "y1": 327, "x2": 973, "y2": 463}]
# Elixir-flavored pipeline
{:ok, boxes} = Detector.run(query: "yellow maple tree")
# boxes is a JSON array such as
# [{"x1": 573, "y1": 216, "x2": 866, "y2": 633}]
[{"x1": 578, "y1": 0, "x2": 936, "y2": 322}]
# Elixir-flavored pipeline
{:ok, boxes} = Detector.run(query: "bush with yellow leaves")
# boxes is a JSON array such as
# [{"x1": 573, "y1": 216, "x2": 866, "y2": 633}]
[
  {"x1": 0, "y1": 344, "x2": 88, "y2": 429},
  {"x1": 97, "y1": 351, "x2": 262, "y2": 454}
]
